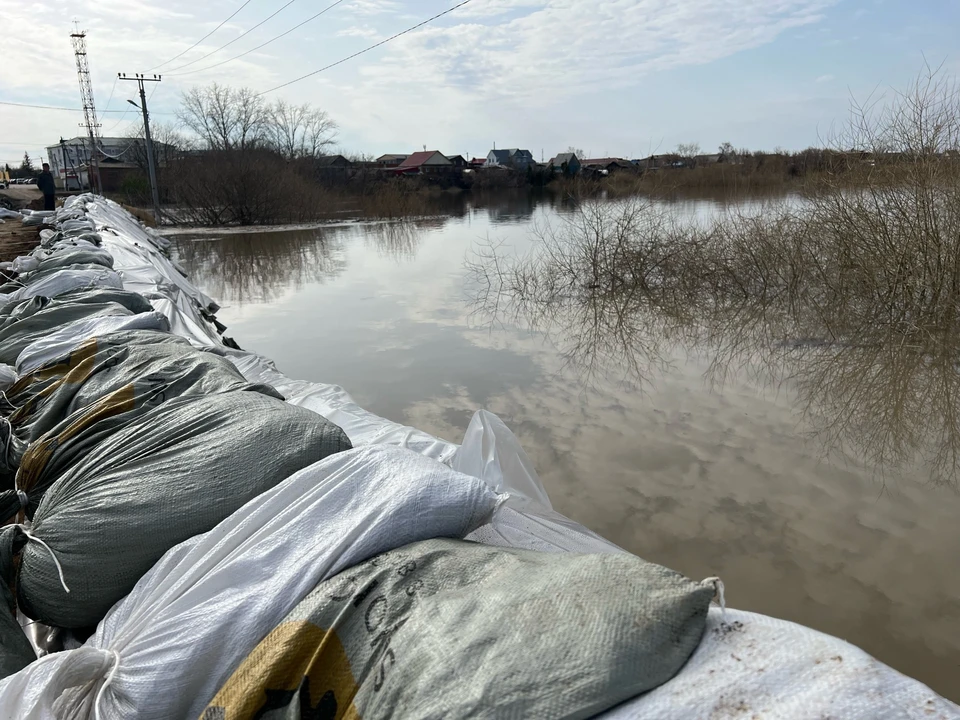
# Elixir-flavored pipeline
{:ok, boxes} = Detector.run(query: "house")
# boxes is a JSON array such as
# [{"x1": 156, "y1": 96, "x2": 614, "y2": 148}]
[
  {"x1": 634, "y1": 154, "x2": 681, "y2": 171},
  {"x1": 694, "y1": 154, "x2": 722, "y2": 166},
  {"x1": 469, "y1": 157, "x2": 487, "y2": 167},
  {"x1": 46, "y1": 136, "x2": 178, "y2": 191},
  {"x1": 394, "y1": 151, "x2": 454, "y2": 175},
  {"x1": 376, "y1": 153, "x2": 409, "y2": 168},
  {"x1": 546, "y1": 152, "x2": 582, "y2": 175},
  {"x1": 486, "y1": 148, "x2": 535, "y2": 170},
  {"x1": 315, "y1": 154, "x2": 353, "y2": 169},
  {"x1": 312, "y1": 155, "x2": 354, "y2": 181},
  {"x1": 445, "y1": 154, "x2": 468, "y2": 169},
  {"x1": 582, "y1": 157, "x2": 635, "y2": 174}
]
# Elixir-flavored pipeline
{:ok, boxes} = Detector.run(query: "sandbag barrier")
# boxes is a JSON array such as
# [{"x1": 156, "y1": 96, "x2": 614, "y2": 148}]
[{"x1": 0, "y1": 197, "x2": 950, "y2": 719}]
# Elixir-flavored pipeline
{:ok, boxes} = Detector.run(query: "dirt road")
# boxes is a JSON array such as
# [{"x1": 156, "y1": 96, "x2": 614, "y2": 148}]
[
  {"x1": 0, "y1": 188, "x2": 42, "y2": 259},
  {"x1": 0, "y1": 185, "x2": 41, "y2": 209}
]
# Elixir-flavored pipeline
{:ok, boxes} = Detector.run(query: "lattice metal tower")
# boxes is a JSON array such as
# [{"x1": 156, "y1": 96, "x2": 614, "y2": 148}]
[{"x1": 70, "y1": 27, "x2": 102, "y2": 193}]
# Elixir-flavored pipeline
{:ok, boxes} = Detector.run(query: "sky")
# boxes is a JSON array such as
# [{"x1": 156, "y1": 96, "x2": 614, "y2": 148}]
[{"x1": 0, "y1": 0, "x2": 957, "y2": 167}]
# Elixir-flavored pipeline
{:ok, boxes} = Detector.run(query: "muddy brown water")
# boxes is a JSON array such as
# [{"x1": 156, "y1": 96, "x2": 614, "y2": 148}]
[{"x1": 170, "y1": 192, "x2": 960, "y2": 702}]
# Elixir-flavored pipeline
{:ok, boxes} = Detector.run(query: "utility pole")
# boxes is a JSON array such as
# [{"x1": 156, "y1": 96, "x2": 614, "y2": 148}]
[
  {"x1": 70, "y1": 27, "x2": 102, "y2": 194},
  {"x1": 119, "y1": 73, "x2": 162, "y2": 225}
]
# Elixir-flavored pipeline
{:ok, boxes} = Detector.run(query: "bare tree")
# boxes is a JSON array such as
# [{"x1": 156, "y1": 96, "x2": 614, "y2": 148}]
[
  {"x1": 178, "y1": 83, "x2": 270, "y2": 151},
  {"x1": 303, "y1": 105, "x2": 338, "y2": 159},
  {"x1": 124, "y1": 122, "x2": 191, "y2": 168},
  {"x1": 269, "y1": 100, "x2": 338, "y2": 160},
  {"x1": 566, "y1": 146, "x2": 586, "y2": 159},
  {"x1": 718, "y1": 141, "x2": 736, "y2": 161},
  {"x1": 676, "y1": 142, "x2": 701, "y2": 160}
]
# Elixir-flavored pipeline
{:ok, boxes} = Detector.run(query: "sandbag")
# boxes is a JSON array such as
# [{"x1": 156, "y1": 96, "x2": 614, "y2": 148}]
[
  {"x1": 16, "y1": 312, "x2": 171, "y2": 373},
  {"x1": 10, "y1": 256, "x2": 38, "y2": 274},
  {"x1": 0, "y1": 532, "x2": 36, "y2": 680},
  {"x1": 0, "y1": 287, "x2": 152, "y2": 324},
  {"x1": 3, "y1": 390, "x2": 351, "y2": 628},
  {"x1": 205, "y1": 538, "x2": 717, "y2": 720},
  {"x1": 2, "y1": 329, "x2": 204, "y2": 420},
  {"x1": 0, "y1": 302, "x2": 141, "y2": 365},
  {"x1": 16, "y1": 262, "x2": 115, "y2": 290},
  {"x1": 0, "y1": 333, "x2": 280, "y2": 514},
  {"x1": 22, "y1": 248, "x2": 113, "y2": 275},
  {"x1": 0, "y1": 267, "x2": 122, "y2": 306},
  {"x1": 1, "y1": 329, "x2": 184, "y2": 410},
  {"x1": 0, "y1": 445, "x2": 501, "y2": 717}
]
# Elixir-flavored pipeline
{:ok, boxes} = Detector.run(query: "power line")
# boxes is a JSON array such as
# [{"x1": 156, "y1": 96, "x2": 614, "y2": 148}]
[
  {"x1": 168, "y1": 0, "x2": 347, "y2": 77},
  {"x1": 149, "y1": 0, "x2": 255, "y2": 71},
  {"x1": 102, "y1": 107, "x2": 135, "y2": 133},
  {"x1": 0, "y1": 100, "x2": 173, "y2": 113},
  {"x1": 0, "y1": 100, "x2": 86, "y2": 111},
  {"x1": 257, "y1": 0, "x2": 473, "y2": 96},
  {"x1": 99, "y1": 84, "x2": 158, "y2": 149},
  {"x1": 163, "y1": 0, "x2": 300, "y2": 73},
  {"x1": 98, "y1": 76, "x2": 119, "y2": 123},
  {"x1": 102, "y1": 80, "x2": 162, "y2": 134}
]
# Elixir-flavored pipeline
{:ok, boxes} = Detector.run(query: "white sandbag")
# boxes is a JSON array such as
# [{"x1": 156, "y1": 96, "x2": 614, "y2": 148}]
[
  {"x1": 11, "y1": 256, "x2": 40, "y2": 274},
  {"x1": 16, "y1": 311, "x2": 170, "y2": 372},
  {"x1": 0, "y1": 209, "x2": 22, "y2": 220},
  {"x1": 4, "y1": 268, "x2": 122, "y2": 305},
  {"x1": 0, "y1": 445, "x2": 501, "y2": 720}
]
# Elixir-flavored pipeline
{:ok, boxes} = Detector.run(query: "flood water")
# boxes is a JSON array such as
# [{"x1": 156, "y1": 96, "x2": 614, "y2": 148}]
[{"x1": 170, "y1": 191, "x2": 960, "y2": 701}]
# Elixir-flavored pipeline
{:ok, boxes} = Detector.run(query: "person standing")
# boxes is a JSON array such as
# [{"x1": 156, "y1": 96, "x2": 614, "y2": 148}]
[{"x1": 36, "y1": 163, "x2": 56, "y2": 211}]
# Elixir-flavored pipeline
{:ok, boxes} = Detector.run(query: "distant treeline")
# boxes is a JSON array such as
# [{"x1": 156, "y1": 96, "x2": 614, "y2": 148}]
[{"x1": 106, "y1": 70, "x2": 960, "y2": 225}]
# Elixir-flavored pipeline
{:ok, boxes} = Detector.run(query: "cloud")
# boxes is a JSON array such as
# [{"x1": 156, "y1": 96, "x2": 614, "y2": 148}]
[
  {"x1": 337, "y1": 26, "x2": 382, "y2": 39},
  {"x1": 350, "y1": 0, "x2": 403, "y2": 15},
  {"x1": 366, "y1": 0, "x2": 838, "y2": 100},
  {"x1": 1, "y1": 0, "x2": 843, "y2": 162},
  {"x1": 816, "y1": 74, "x2": 835, "y2": 83},
  {"x1": 326, "y1": 0, "x2": 838, "y2": 152}
]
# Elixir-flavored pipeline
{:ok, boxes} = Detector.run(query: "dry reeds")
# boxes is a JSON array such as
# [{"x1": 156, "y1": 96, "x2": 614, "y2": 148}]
[{"x1": 469, "y1": 67, "x2": 960, "y2": 486}]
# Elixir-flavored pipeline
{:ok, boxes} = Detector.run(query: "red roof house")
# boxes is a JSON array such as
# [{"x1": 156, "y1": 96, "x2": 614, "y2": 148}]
[{"x1": 394, "y1": 151, "x2": 454, "y2": 175}]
